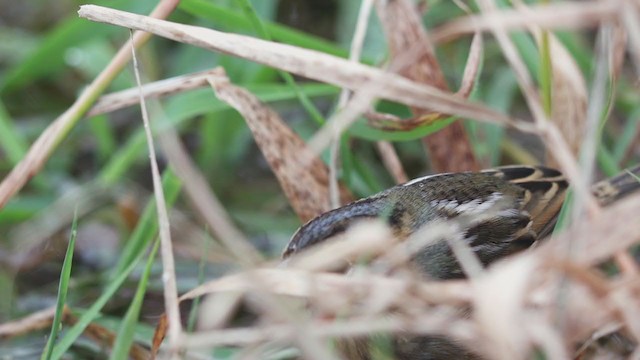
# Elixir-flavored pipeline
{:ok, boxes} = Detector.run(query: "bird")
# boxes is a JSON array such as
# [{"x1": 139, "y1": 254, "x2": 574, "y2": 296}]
[{"x1": 282, "y1": 164, "x2": 640, "y2": 359}]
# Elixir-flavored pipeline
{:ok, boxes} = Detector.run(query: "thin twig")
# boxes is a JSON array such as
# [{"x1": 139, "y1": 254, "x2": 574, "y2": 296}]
[
  {"x1": 129, "y1": 30, "x2": 182, "y2": 353},
  {"x1": 87, "y1": 69, "x2": 221, "y2": 117},
  {"x1": 376, "y1": 141, "x2": 408, "y2": 184},
  {"x1": 329, "y1": 0, "x2": 375, "y2": 207}
]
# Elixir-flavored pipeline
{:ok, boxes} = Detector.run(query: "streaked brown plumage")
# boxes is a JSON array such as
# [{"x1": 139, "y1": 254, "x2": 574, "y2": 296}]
[{"x1": 282, "y1": 164, "x2": 640, "y2": 359}]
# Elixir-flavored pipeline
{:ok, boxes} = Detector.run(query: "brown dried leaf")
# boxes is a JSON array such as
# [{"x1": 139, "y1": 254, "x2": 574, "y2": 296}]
[
  {"x1": 425, "y1": 123, "x2": 481, "y2": 172},
  {"x1": 206, "y1": 72, "x2": 353, "y2": 222},
  {"x1": 546, "y1": 34, "x2": 588, "y2": 163},
  {"x1": 375, "y1": 0, "x2": 448, "y2": 89},
  {"x1": 375, "y1": 0, "x2": 479, "y2": 172},
  {"x1": 151, "y1": 314, "x2": 168, "y2": 358}
]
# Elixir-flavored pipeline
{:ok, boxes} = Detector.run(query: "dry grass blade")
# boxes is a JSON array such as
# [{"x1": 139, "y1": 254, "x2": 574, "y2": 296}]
[
  {"x1": 547, "y1": 34, "x2": 588, "y2": 164},
  {"x1": 329, "y1": 0, "x2": 375, "y2": 207},
  {"x1": 610, "y1": 23, "x2": 627, "y2": 84},
  {"x1": 180, "y1": 312, "x2": 474, "y2": 350},
  {"x1": 306, "y1": 84, "x2": 381, "y2": 156},
  {"x1": 524, "y1": 317, "x2": 569, "y2": 360},
  {"x1": 433, "y1": 1, "x2": 618, "y2": 43},
  {"x1": 375, "y1": 0, "x2": 479, "y2": 172},
  {"x1": 87, "y1": 69, "x2": 219, "y2": 116},
  {"x1": 129, "y1": 32, "x2": 181, "y2": 351},
  {"x1": 474, "y1": 255, "x2": 541, "y2": 359},
  {"x1": 174, "y1": 222, "x2": 473, "y2": 354},
  {"x1": 376, "y1": 141, "x2": 408, "y2": 184},
  {"x1": 283, "y1": 220, "x2": 394, "y2": 271},
  {"x1": 206, "y1": 72, "x2": 353, "y2": 222},
  {"x1": 177, "y1": 270, "x2": 470, "y2": 308},
  {"x1": 196, "y1": 291, "x2": 244, "y2": 331},
  {"x1": 456, "y1": 32, "x2": 484, "y2": 98},
  {"x1": 77, "y1": 5, "x2": 533, "y2": 132},
  {"x1": 620, "y1": 1, "x2": 640, "y2": 79},
  {"x1": 609, "y1": 287, "x2": 640, "y2": 341},
  {"x1": 0, "y1": 305, "x2": 58, "y2": 339},
  {"x1": 0, "y1": 0, "x2": 181, "y2": 209}
]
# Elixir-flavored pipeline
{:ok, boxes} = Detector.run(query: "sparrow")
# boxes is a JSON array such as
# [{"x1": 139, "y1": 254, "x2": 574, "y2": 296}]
[{"x1": 282, "y1": 164, "x2": 640, "y2": 359}]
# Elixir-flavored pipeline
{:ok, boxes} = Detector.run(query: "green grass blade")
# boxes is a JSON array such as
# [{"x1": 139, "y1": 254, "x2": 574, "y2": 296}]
[
  {"x1": 0, "y1": 99, "x2": 29, "y2": 164},
  {"x1": 0, "y1": 196, "x2": 55, "y2": 224},
  {"x1": 88, "y1": 115, "x2": 117, "y2": 162},
  {"x1": 553, "y1": 189, "x2": 573, "y2": 233},
  {"x1": 597, "y1": 145, "x2": 620, "y2": 177},
  {"x1": 0, "y1": 99, "x2": 48, "y2": 190},
  {"x1": 509, "y1": 31, "x2": 541, "y2": 81},
  {"x1": 50, "y1": 240, "x2": 152, "y2": 360},
  {"x1": 110, "y1": 238, "x2": 160, "y2": 359},
  {"x1": 41, "y1": 209, "x2": 78, "y2": 360}
]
